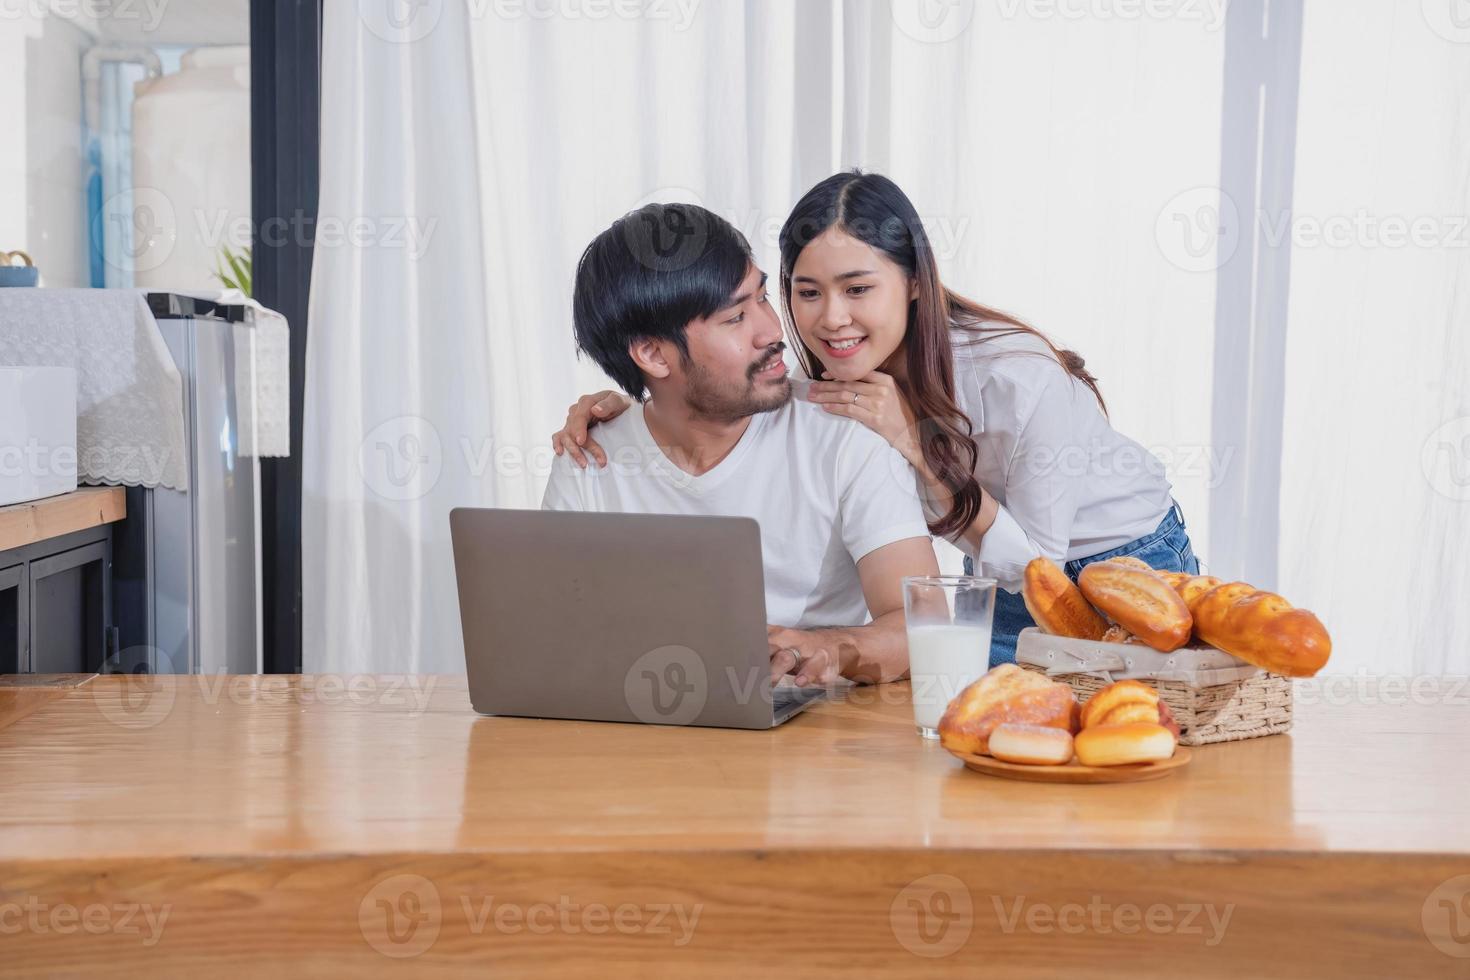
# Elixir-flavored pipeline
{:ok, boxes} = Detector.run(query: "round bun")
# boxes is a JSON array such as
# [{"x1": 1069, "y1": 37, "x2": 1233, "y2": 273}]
[
  {"x1": 1080, "y1": 680, "x2": 1180, "y2": 737},
  {"x1": 1079, "y1": 679, "x2": 1158, "y2": 728}
]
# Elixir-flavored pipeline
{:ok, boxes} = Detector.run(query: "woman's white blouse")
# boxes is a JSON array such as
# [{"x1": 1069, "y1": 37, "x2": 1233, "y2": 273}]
[{"x1": 939, "y1": 328, "x2": 1175, "y2": 592}]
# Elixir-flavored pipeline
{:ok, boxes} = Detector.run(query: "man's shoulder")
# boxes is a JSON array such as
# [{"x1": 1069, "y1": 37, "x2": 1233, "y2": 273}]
[
  {"x1": 547, "y1": 406, "x2": 646, "y2": 484},
  {"x1": 758, "y1": 383, "x2": 911, "y2": 501},
  {"x1": 769, "y1": 380, "x2": 886, "y2": 450},
  {"x1": 591, "y1": 404, "x2": 647, "y2": 446}
]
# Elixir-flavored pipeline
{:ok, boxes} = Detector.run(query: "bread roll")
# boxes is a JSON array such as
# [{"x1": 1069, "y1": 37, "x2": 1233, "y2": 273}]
[
  {"x1": 1074, "y1": 722, "x2": 1177, "y2": 767},
  {"x1": 1095, "y1": 700, "x2": 1179, "y2": 737},
  {"x1": 938, "y1": 664, "x2": 1079, "y2": 756},
  {"x1": 1091, "y1": 701, "x2": 1162, "y2": 727},
  {"x1": 1078, "y1": 563, "x2": 1192, "y2": 652},
  {"x1": 1100, "y1": 625, "x2": 1138, "y2": 645},
  {"x1": 1191, "y1": 582, "x2": 1332, "y2": 677},
  {"x1": 1081, "y1": 679, "x2": 1180, "y2": 737},
  {"x1": 988, "y1": 723, "x2": 1074, "y2": 765},
  {"x1": 1022, "y1": 558, "x2": 1108, "y2": 641},
  {"x1": 1156, "y1": 570, "x2": 1192, "y2": 589},
  {"x1": 1080, "y1": 678, "x2": 1157, "y2": 728}
]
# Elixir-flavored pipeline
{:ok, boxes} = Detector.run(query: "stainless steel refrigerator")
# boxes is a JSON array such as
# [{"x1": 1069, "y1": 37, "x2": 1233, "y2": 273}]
[{"x1": 113, "y1": 293, "x2": 262, "y2": 675}]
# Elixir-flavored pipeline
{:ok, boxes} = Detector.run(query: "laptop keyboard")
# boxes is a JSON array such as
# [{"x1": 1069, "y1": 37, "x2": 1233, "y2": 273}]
[{"x1": 772, "y1": 683, "x2": 829, "y2": 712}]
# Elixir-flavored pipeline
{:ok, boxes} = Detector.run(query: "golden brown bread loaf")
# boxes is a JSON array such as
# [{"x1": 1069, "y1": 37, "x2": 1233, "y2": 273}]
[
  {"x1": 1174, "y1": 575, "x2": 1224, "y2": 610},
  {"x1": 1156, "y1": 570, "x2": 1192, "y2": 589},
  {"x1": 1194, "y1": 581, "x2": 1253, "y2": 610},
  {"x1": 1080, "y1": 679, "x2": 1179, "y2": 736},
  {"x1": 1077, "y1": 563, "x2": 1193, "y2": 652},
  {"x1": 1074, "y1": 722, "x2": 1177, "y2": 767},
  {"x1": 1170, "y1": 575, "x2": 1224, "y2": 642},
  {"x1": 938, "y1": 664, "x2": 1079, "y2": 756},
  {"x1": 1022, "y1": 558, "x2": 1108, "y2": 641},
  {"x1": 988, "y1": 723, "x2": 1075, "y2": 765},
  {"x1": 1190, "y1": 582, "x2": 1332, "y2": 677}
]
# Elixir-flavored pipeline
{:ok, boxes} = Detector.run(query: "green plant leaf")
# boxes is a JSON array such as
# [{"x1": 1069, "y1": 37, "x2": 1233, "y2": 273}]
[{"x1": 213, "y1": 244, "x2": 253, "y2": 298}]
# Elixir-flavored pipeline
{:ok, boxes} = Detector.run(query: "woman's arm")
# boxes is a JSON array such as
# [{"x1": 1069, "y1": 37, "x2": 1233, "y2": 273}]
[{"x1": 910, "y1": 449, "x2": 1000, "y2": 555}]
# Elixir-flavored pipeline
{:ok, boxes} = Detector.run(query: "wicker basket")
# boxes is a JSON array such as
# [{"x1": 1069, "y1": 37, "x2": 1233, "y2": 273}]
[{"x1": 1014, "y1": 628, "x2": 1292, "y2": 746}]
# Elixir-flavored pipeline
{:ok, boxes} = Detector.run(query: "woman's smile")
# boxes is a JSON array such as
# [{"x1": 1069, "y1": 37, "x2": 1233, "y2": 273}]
[{"x1": 821, "y1": 336, "x2": 868, "y2": 359}]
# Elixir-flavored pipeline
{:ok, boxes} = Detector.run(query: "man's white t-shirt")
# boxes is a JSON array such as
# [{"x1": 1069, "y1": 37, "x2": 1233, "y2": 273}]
[{"x1": 541, "y1": 382, "x2": 932, "y2": 629}]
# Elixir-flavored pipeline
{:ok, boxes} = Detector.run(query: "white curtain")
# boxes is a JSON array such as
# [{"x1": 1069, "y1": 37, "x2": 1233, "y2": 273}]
[
  {"x1": 304, "y1": 0, "x2": 495, "y2": 673},
  {"x1": 1279, "y1": 2, "x2": 1470, "y2": 676},
  {"x1": 306, "y1": 0, "x2": 1468, "y2": 676}
]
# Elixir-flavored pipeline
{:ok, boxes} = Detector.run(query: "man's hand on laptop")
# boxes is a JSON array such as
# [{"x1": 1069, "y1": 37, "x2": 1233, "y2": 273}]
[{"x1": 767, "y1": 625, "x2": 854, "y2": 688}]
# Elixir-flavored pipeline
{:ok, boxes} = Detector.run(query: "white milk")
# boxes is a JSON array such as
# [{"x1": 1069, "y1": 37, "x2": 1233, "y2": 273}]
[{"x1": 907, "y1": 624, "x2": 992, "y2": 732}]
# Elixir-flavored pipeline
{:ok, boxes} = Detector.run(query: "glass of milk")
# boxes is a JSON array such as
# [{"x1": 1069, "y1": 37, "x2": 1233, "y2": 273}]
[{"x1": 902, "y1": 576, "x2": 997, "y2": 739}]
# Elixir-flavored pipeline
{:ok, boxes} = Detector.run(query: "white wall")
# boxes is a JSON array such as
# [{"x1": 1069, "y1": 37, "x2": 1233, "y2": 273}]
[{"x1": 0, "y1": 8, "x2": 93, "y2": 287}]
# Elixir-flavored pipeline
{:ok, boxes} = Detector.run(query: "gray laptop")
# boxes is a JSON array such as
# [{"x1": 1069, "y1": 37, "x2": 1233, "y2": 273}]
[{"x1": 449, "y1": 508, "x2": 827, "y2": 729}]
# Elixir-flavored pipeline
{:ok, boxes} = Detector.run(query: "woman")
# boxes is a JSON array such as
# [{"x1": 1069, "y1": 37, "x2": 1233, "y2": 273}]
[{"x1": 553, "y1": 171, "x2": 1200, "y2": 665}]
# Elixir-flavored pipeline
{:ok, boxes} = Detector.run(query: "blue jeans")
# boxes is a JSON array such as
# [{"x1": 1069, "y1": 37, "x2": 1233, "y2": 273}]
[{"x1": 964, "y1": 502, "x2": 1201, "y2": 667}]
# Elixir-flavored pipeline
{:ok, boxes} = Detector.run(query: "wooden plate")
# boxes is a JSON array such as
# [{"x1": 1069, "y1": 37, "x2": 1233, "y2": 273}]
[{"x1": 951, "y1": 745, "x2": 1192, "y2": 784}]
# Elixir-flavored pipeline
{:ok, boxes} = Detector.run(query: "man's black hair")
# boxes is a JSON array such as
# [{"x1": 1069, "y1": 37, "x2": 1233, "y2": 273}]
[{"x1": 572, "y1": 203, "x2": 755, "y2": 400}]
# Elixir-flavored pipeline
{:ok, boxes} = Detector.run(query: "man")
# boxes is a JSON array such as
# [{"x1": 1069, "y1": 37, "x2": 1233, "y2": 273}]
[{"x1": 542, "y1": 203, "x2": 939, "y2": 686}]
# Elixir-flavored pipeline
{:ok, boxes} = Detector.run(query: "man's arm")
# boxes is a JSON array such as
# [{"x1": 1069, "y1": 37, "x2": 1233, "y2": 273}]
[{"x1": 767, "y1": 535, "x2": 939, "y2": 686}]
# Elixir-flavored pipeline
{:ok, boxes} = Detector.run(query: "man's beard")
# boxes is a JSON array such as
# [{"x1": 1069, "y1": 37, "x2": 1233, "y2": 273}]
[{"x1": 682, "y1": 345, "x2": 792, "y2": 422}]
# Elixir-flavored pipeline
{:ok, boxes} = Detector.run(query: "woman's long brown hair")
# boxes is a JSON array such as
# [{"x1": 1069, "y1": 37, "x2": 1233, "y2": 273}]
[{"x1": 778, "y1": 171, "x2": 1105, "y2": 539}]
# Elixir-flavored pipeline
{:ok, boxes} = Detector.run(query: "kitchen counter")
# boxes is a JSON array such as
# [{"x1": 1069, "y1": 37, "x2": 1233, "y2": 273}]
[
  {"x1": 0, "y1": 487, "x2": 125, "y2": 552},
  {"x1": 1, "y1": 673, "x2": 1467, "y2": 977}
]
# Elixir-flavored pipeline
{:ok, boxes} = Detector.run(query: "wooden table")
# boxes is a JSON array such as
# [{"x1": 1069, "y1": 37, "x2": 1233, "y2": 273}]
[{"x1": 1, "y1": 673, "x2": 1467, "y2": 978}]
